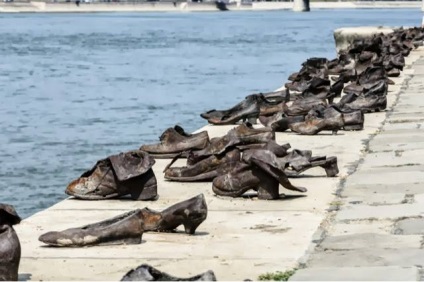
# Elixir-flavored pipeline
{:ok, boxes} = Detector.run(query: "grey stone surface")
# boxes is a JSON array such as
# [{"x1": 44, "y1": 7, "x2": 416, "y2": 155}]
[
  {"x1": 308, "y1": 248, "x2": 424, "y2": 268},
  {"x1": 342, "y1": 183, "x2": 424, "y2": 195},
  {"x1": 393, "y1": 218, "x2": 424, "y2": 235},
  {"x1": 319, "y1": 233, "x2": 421, "y2": 250},
  {"x1": 290, "y1": 266, "x2": 418, "y2": 281},
  {"x1": 341, "y1": 192, "x2": 405, "y2": 205},
  {"x1": 336, "y1": 203, "x2": 424, "y2": 221},
  {"x1": 330, "y1": 220, "x2": 393, "y2": 236}
]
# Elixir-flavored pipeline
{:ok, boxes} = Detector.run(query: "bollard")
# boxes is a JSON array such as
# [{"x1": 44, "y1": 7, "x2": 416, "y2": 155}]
[{"x1": 293, "y1": 0, "x2": 309, "y2": 12}]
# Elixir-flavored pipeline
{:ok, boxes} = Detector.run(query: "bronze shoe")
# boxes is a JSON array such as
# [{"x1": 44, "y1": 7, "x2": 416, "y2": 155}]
[
  {"x1": 39, "y1": 209, "x2": 145, "y2": 247},
  {"x1": 140, "y1": 126, "x2": 210, "y2": 159},
  {"x1": 200, "y1": 94, "x2": 260, "y2": 125},
  {"x1": 164, "y1": 148, "x2": 240, "y2": 182},
  {"x1": 66, "y1": 150, "x2": 158, "y2": 201},
  {"x1": 140, "y1": 194, "x2": 207, "y2": 235},
  {"x1": 236, "y1": 140, "x2": 291, "y2": 158},
  {"x1": 212, "y1": 161, "x2": 281, "y2": 199},
  {"x1": 278, "y1": 150, "x2": 339, "y2": 177},
  {"x1": 259, "y1": 111, "x2": 305, "y2": 132},
  {"x1": 188, "y1": 123, "x2": 274, "y2": 165},
  {"x1": 0, "y1": 204, "x2": 21, "y2": 281},
  {"x1": 284, "y1": 96, "x2": 327, "y2": 116},
  {"x1": 318, "y1": 104, "x2": 364, "y2": 131},
  {"x1": 342, "y1": 94, "x2": 387, "y2": 113},
  {"x1": 242, "y1": 149, "x2": 307, "y2": 193},
  {"x1": 121, "y1": 264, "x2": 216, "y2": 281},
  {"x1": 212, "y1": 149, "x2": 307, "y2": 200},
  {"x1": 289, "y1": 109, "x2": 344, "y2": 135}
]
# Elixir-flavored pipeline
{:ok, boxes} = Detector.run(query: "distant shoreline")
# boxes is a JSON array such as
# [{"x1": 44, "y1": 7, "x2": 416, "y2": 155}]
[{"x1": 0, "y1": 1, "x2": 421, "y2": 13}]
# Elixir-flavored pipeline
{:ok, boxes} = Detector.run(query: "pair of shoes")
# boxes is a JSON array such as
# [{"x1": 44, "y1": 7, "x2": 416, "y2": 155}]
[
  {"x1": 212, "y1": 149, "x2": 307, "y2": 200},
  {"x1": 66, "y1": 150, "x2": 158, "y2": 201},
  {"x1": 39, "y1": 194, "x2": 207, "y2": 247},
  {"x1": 0, "y1": 204, "x2": 21, "y2": 281},
  {"x1": 121, "y1": 264, "x2": 216, "y2": 281},
  {"x1": 140, "y1": 125, "x2": 210, "y2": 159}
]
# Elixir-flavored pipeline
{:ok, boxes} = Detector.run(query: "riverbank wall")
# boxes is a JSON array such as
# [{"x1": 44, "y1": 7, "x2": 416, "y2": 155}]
[{"x1": 0, "y1": 1, "x2": 421, "y2": 13}]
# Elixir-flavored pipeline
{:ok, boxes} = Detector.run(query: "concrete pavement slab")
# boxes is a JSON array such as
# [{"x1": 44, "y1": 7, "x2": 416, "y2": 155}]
[
  {"x1": 319, "y1": 233, "x2": 421, "y2": 250},
  {"x1": 290, "y1": 266, "x2": 418, "y2": 281}
]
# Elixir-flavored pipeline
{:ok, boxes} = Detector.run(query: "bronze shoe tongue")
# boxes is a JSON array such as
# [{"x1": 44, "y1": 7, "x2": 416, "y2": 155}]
[{"x1": 109, "y1": 150, "x2": 155, "y2": 182}]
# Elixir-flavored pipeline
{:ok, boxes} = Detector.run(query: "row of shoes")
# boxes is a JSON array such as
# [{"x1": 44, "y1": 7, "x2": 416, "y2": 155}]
[
  {"x1": 2, "y1": 26, "x2": 423, "y2": 281},
  {"x1": 199, "y1": 27, "x2": 424, "y2": 136}
]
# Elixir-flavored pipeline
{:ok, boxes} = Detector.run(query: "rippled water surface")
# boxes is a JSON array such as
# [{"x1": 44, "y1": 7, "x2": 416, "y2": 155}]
[{"x1": 0, "y1": 9, "x2": 421, "y2": 217}]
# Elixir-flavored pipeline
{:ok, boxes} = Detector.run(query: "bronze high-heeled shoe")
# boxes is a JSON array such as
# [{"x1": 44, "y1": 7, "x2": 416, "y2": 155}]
[
  {"x1": 140, "y1": 194, "x2": 208, "y2": 235},
  {"x1": 39, "y1": 209, "x2": 145, "y2": 247}
]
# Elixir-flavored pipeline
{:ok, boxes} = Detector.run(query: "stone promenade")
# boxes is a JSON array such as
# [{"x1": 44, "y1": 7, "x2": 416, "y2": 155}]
[{"x1": 291, "y1": 49, "x2": 424, "y2": 281}]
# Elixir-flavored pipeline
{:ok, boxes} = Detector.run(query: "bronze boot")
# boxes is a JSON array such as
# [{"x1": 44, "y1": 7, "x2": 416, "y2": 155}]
[
  {"x1": 212, "y1": 162, "x2": 281, "y2": 199},
  {"x1": 164, "y1": 148, "x2": 240, "y2": 182},
  {"x1": 66, "y1": 150, "x2": 158, "y2": 201},
  {"x1": 121, "y1": 264, "x2": 216, "y2": 281},
  {"x1": 140, "y1": 194, "x2": 207, "y2": 235},
  {"x1": 39, "y1": 209, "x2": 145, "y2": 247},
  {"x1": 140, "y1": 126, "x2": 210, "y2": 158},
  {"x1": 0, "y1": 204, "x2": 21, "y2": 281},
  {"x1": 342, "y1": 94, "x2": 387, "y2": 113},
  {"x1": 321, "y1": 105, "x2": 364, "y2": 131},
  {"x1": 243, "y1": 149, "x2": 307, "y2": 194}
]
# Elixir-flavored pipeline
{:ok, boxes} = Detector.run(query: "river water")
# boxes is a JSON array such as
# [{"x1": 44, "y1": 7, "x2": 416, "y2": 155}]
[{"x1": 0, "y1": 9, "x2": 421, "y2": 218}]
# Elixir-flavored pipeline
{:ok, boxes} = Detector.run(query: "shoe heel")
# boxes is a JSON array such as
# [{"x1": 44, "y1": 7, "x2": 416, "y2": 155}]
[
  {"x1": 183, "y1": 219, "x2": 203, "y2": 235},
  {"x1": 320, "y1": 157, "x2": 339, "y2": 177},
  {"x1": 257, "y1": 178, "x2": 279, "y2": 200}
]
